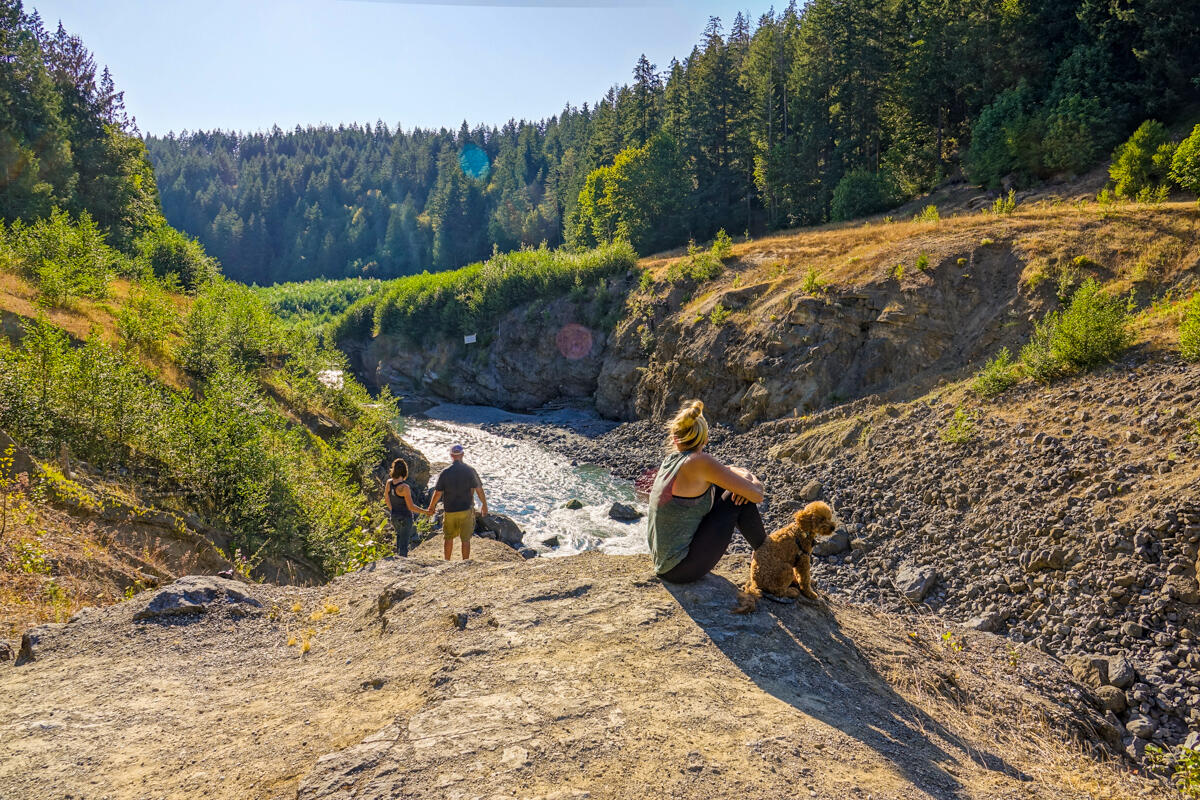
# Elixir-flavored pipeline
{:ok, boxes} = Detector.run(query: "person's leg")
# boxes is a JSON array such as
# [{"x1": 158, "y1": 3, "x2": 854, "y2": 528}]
[
  {"x1": 443, "y1": 533, "x2": 454, "y2": 560},
  {"x1": 460, "y1": 511, "x2": 474, "y2": 560},
  {"x1": 396, "y1": 520, "x2": 413, "y2": 557},
  {"x1": 660, "y1": 492, "x2": 765, "y2": 583}
]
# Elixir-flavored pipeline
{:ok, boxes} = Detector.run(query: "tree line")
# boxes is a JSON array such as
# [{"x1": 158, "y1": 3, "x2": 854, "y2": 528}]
[{"x1": 146, "y1": 0, "x2": 1199, "y2": 285}]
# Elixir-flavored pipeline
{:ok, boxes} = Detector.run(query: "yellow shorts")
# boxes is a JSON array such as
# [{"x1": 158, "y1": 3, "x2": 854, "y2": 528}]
[{"x1": 442, "y1": 510, "x2": 475, "y2": 542}]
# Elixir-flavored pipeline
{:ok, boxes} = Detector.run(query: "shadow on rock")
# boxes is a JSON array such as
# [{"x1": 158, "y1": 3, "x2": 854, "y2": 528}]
[{"x1": 663, "y1": 573, "x2": 1029, "y2": 800}]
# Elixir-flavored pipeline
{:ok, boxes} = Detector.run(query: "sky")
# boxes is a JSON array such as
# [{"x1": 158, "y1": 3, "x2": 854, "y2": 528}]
[{"x1": 28, "y1": 0, "x2": 780, "y2": 136}]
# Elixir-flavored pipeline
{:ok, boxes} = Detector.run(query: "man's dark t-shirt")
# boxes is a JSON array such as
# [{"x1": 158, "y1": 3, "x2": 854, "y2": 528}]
[{"x1": 435, "y1": 460, "x2": 482, "y2": 513}]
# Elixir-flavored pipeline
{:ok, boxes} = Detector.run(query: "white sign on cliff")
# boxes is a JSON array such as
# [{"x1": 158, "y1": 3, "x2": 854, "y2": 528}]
[{"x1": 464, "y1": 334, "x2": 477, "y2": 345}]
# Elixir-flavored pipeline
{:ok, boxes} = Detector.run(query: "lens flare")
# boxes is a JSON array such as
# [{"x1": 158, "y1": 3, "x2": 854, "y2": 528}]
[
  {"x1": 556, "y1": 323, "x2": 593, "y2": 360},
  {"x1": 459, "y1": 143, "x2": 490, "y2": 179}
]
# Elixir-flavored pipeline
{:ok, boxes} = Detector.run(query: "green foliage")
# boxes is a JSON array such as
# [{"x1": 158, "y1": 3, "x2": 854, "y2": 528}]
[
  {"x1": 801, "y1": 267, "x2": 827, "y2": 295},
  {"x1": 1170, "y1": 124, "x2": 1200, "y2": 196},
  {"x1": 135, "y1": 224, "x2": 219, "y2": 291},
  {"x1": 117, "y1": 282, "x2": 177, "y2": 358},
  {"x1": 4, "y1": 209, "x2": 119, "y2": 304},
  {"x1": 570, "y1": 134, "x2": 690, "y2": 254},
  {"x1": 1180, "y1": 294, "x2": 1200, "y2": 362},
  {"x1": 711, "y1": 229, "x2": 733, "y2": 261},
  {"x1": 913, "y1": 205, "x2": 940, "y2": 223},
  {"x1": 941, "y1": 408, "x2": 977, "y2": 445},
  {"x1": 708, "y1": 304, "x2": 731, "y2": 326},
  {"x1": 144, "y1": 2, "x2": 1200, "y2": 284},
  {"x1": 1051, "y1": 278, "x2": 1133, "y2": 368},
  {"x1": 915, "y1": 252, "x2": 930, "y2": 271},
  {"x1": 1147, "y1": 745, "x2": 1200, "y2": 799},
  {"x1": 972, "y1": 347, "x2": 1019, "y2": 398},
  {"x1": 989, "y1": 190, "x2": 1017, "y2": 216},
  {"x1": 830, "y1": 170, "x2": 896, "y2": 221},
  {"x1": 1019, "y1": 279, "x2": 1132, "y2": 382},
  {"x1": 355, "y1": 242, "x2": 635, "y2": 342},
  {"x1": 0, "y1": 307, "x2": 395, "y2": 575},
  {"x1": 179, "y1": 279, "x2": 287, "y2": 380},
  {"x1": 1108, "y1": 121, "x2": 1176, "y2": 199},
  {"x1": 665, "y1": 238, "x2": 727, "y2": 285},
  {"x1": 891, "y1": 262, "x2": 905, "y2": 281},
  {"x1": 637, "y1": 269, "x2": 655, "y2": 293}
]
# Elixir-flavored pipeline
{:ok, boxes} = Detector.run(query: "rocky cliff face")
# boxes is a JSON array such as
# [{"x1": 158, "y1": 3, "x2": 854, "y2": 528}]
[{"x1": 0, "y1": 552, "x2": 1153, "y2": 800}]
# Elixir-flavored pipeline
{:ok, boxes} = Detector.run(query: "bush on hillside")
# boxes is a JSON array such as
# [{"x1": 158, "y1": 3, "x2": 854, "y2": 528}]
[
  {"x1": 135, "y1": 224, "x2": 220, "y2": 291},
  {"x1": 178, "y1": 280, "x2": 288, "y2": 380},
  {"x1": 1109, "y1": 120, "x2": 1175, "y2": 200},
  {"x1": 1051, "y1": 278, "x2": 1133, "y2": 368},
  {"x1": 830, "y1": 170, "x2": 897, "y2": 221},
  {"x1": 4, "y1": 210, "x2": 119, "y2": 305},
  {"x1": 117, "y1": 282, "x2": 178, "y2": 358},
  {"x1": 365, "y1": 241, "x2": 636, "y2": 342},
  {"x1": 1020, "y1": 279, "x2": 1132, "y2": 381},
  {"x1": 1181, "y1": 294, "x2": 1200, "y2": 362},
  {"x1": 972, "y1": 347, "x2": 1020, "y2": 398},
  {"x1": 1170, "y1": 124, "x2": 1200, "y2": 196},
  {"x1": 965, "y1": 85, "x2": 1043, "y2": 188}
]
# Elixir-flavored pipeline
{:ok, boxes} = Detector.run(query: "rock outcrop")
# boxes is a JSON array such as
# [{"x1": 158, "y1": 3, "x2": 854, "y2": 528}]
[{"x1": 0, "y1": 554, "x2": 1148, "y2": 800}]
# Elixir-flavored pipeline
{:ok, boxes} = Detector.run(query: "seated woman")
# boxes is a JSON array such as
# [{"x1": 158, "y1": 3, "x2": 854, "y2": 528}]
[{"x1": 647, "y1": 400, "x2": 767, "y2": 583}]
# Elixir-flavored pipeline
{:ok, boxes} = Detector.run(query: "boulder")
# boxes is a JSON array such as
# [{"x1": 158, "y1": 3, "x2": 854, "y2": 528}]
[
  {"x1": 1105, "y1": 654, "x2": 1135, "y2": 689},
  {"x1": 1020, "y1": 548, "x2": 1065, "y2": 573},
  {"x1": 608, "y1": 502, "x2": 644, "y2": 522},
  {"x1": 0, "y1": 639, "x2": 13, "y2": 662},
  {"x1": 893, "y1": 565, "x2": 938, "y2": 602},
  {"x1": 133, "y1": 576, "x2": 262, "y2": 621},
  {"x1": 1094, "y1": 686, "x2": 1127, "y2": 713},
  {"x1": 800, "y1": 480, "x2": 822, "y2": 501},
  {"x1": 1125, "y1": 716, "x2": 1157, "y2": 739},
  {"x1": 477, "y1": 513, "x2": 524, "y2": 547},
  {"x1": 540, "y1": 535, "x2": 560, "y2": 549},
  {"x1": 964, "y1": 612, "x2": 1002, "y2": 633},
  {"x1": 1066, "y1": 655, "x2": 1110, "y2": 688},
  {"x1": 14, "y1": 623, "x2": 65, "y2": 666},
  {"x1": 563, "y1": 499, "x2": 584, "y2": 510},
  {"x1": 813, "y1": 532, "x2": 849, "y2": 557}
]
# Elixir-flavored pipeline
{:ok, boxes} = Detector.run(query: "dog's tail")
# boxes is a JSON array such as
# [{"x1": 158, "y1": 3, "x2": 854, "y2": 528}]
[{"x1": 732, "y1": 577, "x2": 762, "y2": 614}]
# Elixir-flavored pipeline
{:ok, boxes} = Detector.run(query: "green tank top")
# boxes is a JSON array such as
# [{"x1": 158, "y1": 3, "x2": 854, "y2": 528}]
[{"x1": 646, "y1": 450, "x2": 713, "y2": 574}]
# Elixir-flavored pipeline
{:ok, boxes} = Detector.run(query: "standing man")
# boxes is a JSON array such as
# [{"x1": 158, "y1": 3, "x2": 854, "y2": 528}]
[{"x1": 425, "y1": 444, "x2": 487, "y2": 561}]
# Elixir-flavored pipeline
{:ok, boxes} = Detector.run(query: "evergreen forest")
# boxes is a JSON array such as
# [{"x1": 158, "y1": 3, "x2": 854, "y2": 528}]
[{"x1": 145, "y1": 0, "x2": 1200, "y2": 285}]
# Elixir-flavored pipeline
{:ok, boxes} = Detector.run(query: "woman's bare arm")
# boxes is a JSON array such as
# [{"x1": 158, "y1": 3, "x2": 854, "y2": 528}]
[
  {"x1": 689, "y1": 453, "x2": 764, "y2": 503},
  {"x1": 400, "y1": 484, "x2": 424, "y2": 514},
  {"x1": 385, "y1": 480, "x2": 393, "y2": 511}
]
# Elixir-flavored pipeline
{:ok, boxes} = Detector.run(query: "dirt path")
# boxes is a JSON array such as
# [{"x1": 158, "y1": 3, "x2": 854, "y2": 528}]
[{"x1": 0, "y1": 548, "x2": 1157, "y2": 799}]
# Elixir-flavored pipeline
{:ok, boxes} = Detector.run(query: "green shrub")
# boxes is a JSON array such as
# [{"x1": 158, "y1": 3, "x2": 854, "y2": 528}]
[
  {"x1": 711, "y1": 229, "x2": 733, "y2": 261},
  {"x1": 709, "y1": 304, "x2": 731, "y2": 326},
  {"x1": 801, "y1": 267, "x2": 827, "y2": 295},
  {"x1": 989, "y1": 190, "x2": 1017, "y2": 215},
  {"x1": 1020, "y1": 313, "x2": 1064, "y2": 384},
  {"x1": 831, "y1": 170, "x2": 897, "y2": 221},
  {"x1": 117, "y1": 282, "x2": 178, "y2": 358},
  {"x1": 915, "y1": 252, "x2": 931, "y2": 271},
  {"x1": 965, "y1": 85, "x2": 1041, "y2": 188},
  {"x1": 5, "y1": 209, "x2": 119, "y2": 304},
  {"x1": 1109, "y1": 120, "x2": 1175, "y2": 199},
  {"x1": 1051, "y1": 278, "x2": 1132, "y2": 368},
  {"x1": 972, "y1": 347, "x2": 1019, "y2": 398},
  {"x1": 913, "y1": 205, "x2": 940, "y2": 223},
  {"x1": 178, "y1": 279, "x2": 287, "y2": 380},
  {"x1": 665, "y1": 238, "x2": 725, "y2": 284},
  {"x1": 135, "y1": 224, "x2": 220, "y2": 291},
  {"x1": 941, "y1": 408, "x2": 977, "y2": 445},
  {"x1": 1171, "y1": 124, "x2": 1200, "y2": 196},
  {"x1": 1042, "y1": 94, "x2": 1106, "y2": 175},
  {"x1": 1181, "y1": 294, "x2": 1200, "y2": 362}
]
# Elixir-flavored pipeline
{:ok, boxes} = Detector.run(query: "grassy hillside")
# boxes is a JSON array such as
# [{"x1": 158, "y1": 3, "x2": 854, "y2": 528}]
[{"x1": 0, "y1": 229, "x2": 416, "y2": 634}]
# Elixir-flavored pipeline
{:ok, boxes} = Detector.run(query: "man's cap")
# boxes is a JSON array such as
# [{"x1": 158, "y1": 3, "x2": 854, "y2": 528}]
[{"x1": 449, "y1": 444, "x2": 464, "y2": 455}]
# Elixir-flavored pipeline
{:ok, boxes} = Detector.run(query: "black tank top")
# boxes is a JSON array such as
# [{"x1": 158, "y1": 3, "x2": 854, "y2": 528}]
[{"x1": 388, "y1": 480, "x2": 413, "y2": 522}]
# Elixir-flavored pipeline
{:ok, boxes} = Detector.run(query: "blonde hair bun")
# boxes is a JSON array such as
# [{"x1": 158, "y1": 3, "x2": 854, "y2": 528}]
[{"x1": 668, "y1": 399, "x2": 709, "y2": 451}]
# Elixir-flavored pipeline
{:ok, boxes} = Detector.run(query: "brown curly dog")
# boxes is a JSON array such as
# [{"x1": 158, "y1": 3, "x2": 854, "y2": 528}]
[{"x1": 732, "y1": 501, "x2": 836, "y2": 614}]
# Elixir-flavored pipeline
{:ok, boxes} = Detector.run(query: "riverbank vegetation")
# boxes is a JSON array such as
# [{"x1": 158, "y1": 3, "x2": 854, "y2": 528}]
[{"x1": 330, "y1": 240, "x2": 636, "y2": 343}]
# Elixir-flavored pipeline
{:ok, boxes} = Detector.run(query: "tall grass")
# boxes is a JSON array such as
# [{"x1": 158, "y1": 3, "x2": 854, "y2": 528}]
[{"x1": 331, "y1": 241, "x2": 637, "y2": 343}]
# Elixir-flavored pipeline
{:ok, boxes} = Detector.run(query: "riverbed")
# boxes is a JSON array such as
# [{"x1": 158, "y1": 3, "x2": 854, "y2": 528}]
[{"x1": 398, "y1": 404, "x2": 650, "y2": 557}]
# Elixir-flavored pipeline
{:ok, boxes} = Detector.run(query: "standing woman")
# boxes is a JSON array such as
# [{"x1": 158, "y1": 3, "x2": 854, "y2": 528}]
[
  {"x1": 647, "y1": 400, "x2": 767, "y2": 583},
  {"x1": 385, "y1": 458, "x2": 425, "y2": 557}
]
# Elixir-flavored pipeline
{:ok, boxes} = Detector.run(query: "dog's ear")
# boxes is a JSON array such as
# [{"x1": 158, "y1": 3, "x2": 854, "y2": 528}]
[{"x1": 796, "y1": 501, "x2": 835, "y2": 534}]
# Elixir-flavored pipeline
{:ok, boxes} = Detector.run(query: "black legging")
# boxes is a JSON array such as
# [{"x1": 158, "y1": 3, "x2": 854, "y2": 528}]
[{"x1": 658, "y1": 490, "x2": 767, "y2": 584}]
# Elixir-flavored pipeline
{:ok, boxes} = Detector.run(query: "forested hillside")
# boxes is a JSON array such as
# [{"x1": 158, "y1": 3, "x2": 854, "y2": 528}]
[{"x1": 146, "y1": 0, "x2": 1200, "y2": 285}]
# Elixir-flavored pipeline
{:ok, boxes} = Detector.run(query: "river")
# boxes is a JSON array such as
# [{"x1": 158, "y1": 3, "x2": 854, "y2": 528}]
[{"x1": 397, "y1": 404, "x2": 650, "y2": 557}]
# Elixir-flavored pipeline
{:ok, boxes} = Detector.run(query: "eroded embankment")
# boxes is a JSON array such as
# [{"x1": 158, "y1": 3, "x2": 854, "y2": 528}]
[
  {"x1": 0, "y1": 547, "x2": 1159, "y2": 800},
  {"x1": 346, "y1": 202, "x2": 1200, "y2": 428}
]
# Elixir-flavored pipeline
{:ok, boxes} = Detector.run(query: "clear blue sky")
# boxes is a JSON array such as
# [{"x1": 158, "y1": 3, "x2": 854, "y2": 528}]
[{"x1": 28, "y1": 0, "x2": 778, "y2": 136}]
